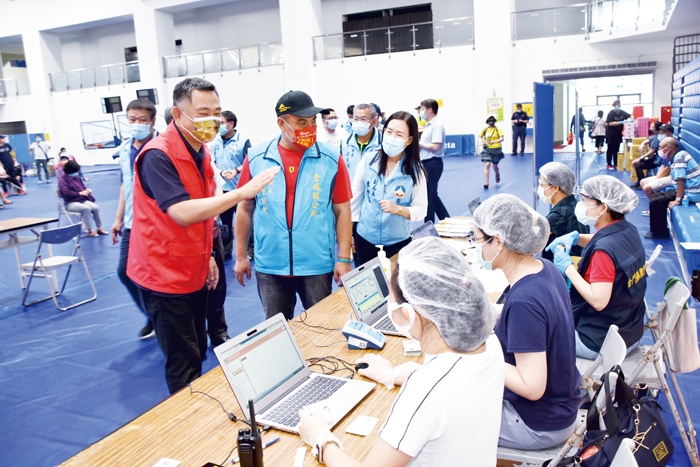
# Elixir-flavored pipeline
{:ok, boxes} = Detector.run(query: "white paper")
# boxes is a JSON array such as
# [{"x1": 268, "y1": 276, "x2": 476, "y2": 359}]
[
  {"x1": 151, "y1": 459, "x2": 180, "y2": 467},
  {"x1": 345, "y1": 415, "x2": 380, "y2": 436},
  {"x1": 293, "y1": 447, "x2": 307, "y2": 467}
]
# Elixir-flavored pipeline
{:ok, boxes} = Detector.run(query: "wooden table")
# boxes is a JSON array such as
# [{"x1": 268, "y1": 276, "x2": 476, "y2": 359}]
[{"x1": 0, "y1": 217, "x2": 58, "y2": 289}]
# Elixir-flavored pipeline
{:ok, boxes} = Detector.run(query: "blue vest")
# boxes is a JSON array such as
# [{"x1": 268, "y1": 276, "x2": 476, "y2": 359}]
[
  {"x1": 340, "y1": 128, "x2": 381, "y2": 183},
  {"x1": 357, "y1": 151, "x2": 416, "y2": 246},
  {"x1": 571, "y1": 219, "x2": 647, "y2": 352},
  {"x1": 118, "y1": 132, "x2": 157, "y2": 229},
  {"x1": 210, "y1": 131, "x2": 249, "y2": 191},
  {"x1": 248, "y1": 137, "x2": 340, "y2": 276}
]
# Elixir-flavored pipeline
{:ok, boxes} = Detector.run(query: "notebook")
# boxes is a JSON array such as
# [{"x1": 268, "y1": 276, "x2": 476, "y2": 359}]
[
  {"x1": 341, "y1": 257, "x2": 403, "y2": 337},
  {"x1": 214, "y1": 313, "x2": 376, "y2": 433}
]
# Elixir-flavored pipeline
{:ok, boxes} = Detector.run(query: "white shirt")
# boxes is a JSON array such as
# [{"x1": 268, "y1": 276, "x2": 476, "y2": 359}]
[
  {"x1": 350, "y1": 155, "x2": 428, "y2": 223},
  {"x1": 379, "y1": 335, "x2": 504, "y2": 467},
  {"x1": 30, "y1": 141, "x2": 50, "y2": 160},
  {"x1": 419, "y1": 116, "x2": 446, "y2": 160},
  {"x1": 317, "y1": 124, "x2": 347, "y2": 148}
]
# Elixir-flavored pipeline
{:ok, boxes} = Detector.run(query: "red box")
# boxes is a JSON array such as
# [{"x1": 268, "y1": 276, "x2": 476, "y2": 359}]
[
  {"x1": 661, "y1": 106, "x2": 672, "y2": 124},
  {"x1": 632, "y1": 106, "x2": 644, "y2": 119}
]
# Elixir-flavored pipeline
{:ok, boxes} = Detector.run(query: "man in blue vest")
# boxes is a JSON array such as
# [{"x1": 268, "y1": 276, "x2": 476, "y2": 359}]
[
  {"x1": 341, "y1": 103, "x2": 381, "y2": 183},
  {"x1": 234, "y1": 90, "x2": 353, "y2": 320}
]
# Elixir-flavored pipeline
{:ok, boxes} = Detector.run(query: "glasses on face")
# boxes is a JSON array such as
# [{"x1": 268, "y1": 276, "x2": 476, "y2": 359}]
[{"x1": 353, "y1": 117, "x2": 372, "y2": 123}]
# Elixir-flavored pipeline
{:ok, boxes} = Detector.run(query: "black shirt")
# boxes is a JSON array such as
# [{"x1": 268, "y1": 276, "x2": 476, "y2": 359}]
[
  {"x1": 511, "y1": 111, "x2": 529, "y2": 127},
  {"x1": 137, "y1": 125, "x2": 206, "y2": 213},
  {"x1": 606, "y1": 109, "x2": 631, "y2": 138},
  {"x1": 0, "y1": 143, "x2": 14, "y2": 169}
]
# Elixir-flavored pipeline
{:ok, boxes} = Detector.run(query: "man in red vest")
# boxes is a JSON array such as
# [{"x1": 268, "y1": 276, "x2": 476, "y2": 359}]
[{"x1": 128, "y1": 78, "x2": 278, "y2": 394}]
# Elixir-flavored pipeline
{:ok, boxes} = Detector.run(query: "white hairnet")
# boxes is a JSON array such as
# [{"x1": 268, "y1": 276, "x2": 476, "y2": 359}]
[
  {"x1": 472, "y1": 194, "x2": 550, "y2": 255},
  {"x1": 540, "y1": 162, "x2": 576, "y2": 195},
  {"x1": 582, "y1": 175, "x2": 639, "y2": 214},
  {"x1": 397, "y1": 237, "x2": 496, "y2": 352}
]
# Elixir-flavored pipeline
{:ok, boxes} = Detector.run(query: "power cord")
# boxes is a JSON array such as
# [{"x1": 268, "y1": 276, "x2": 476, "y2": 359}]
[
  {"x1": 307, "y1": 356, "x2": 356, "y2": 378},
  {"x1": 289, "y1": 321, "x2": 346, "y2": 347},
  {"x1": 187, "y1": 383, "x2": 251, "y2": 426},
  {"x1": 293, "y1": 309, "x2": 343, "y2": 332}
]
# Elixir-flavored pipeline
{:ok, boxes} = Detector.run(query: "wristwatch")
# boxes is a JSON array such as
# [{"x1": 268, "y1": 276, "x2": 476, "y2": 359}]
[
  {"x1": 676, "y1": 197, "x2": 682, "y2": 202},
  {"x1": 397, "y1": 206, "x2": 403, "y2": 216},
  {"x1": 315, "y1": 435, "x2": 342, "y2": 464}
]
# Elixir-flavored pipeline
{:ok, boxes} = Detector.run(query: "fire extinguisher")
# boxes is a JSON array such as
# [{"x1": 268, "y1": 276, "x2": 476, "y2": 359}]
[{"x1": 567, "y1": 132, "x2": 573, "y2": 145}]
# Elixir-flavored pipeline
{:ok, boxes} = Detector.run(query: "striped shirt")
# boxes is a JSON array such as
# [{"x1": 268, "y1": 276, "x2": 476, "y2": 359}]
[{"x1": 671, "y1": 150, "x2": 700, "y2": 202}]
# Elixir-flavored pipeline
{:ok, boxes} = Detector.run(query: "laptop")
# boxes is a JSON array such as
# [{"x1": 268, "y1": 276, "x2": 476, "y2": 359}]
[
  {"x1": 214, "y1": 313, "x2": 376, "y2": 433},
  {"x1": 410, "y1": 220, "x2": 441, "y2": 240},
  {"x1": 341, "y1": 257, "x2": 403, "y2": 337},
  {"x1": 468, "y1": 197, "x2": 482, "y2": 215}
]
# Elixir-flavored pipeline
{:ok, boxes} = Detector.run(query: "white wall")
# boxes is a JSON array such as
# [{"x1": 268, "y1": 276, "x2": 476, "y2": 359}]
[{"x1": 60, "y1": 21, "x2": 137, "y2": 71}]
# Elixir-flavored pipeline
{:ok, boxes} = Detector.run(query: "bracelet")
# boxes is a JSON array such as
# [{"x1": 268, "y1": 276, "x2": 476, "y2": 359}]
[
  {"x1": 337, "y1": 255, "x2": 351, "y2": 260},
  {"x1": 337, "y1": 258, "x2": 352, "y2": 263}
]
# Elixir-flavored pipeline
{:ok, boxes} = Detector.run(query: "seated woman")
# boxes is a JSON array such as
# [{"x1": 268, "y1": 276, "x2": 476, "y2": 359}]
[
  {"x1": 538, "y1": 162, "x2": 590, "y2": 262},
  {"x1": 298, "y1": 236, "x2": 503, "y2": 466},
  {"x1": 58, "y1": 160, "x2": 108, "y2": 237},
  {"x1": 547, "y1": 175, "x2": 646, "y2": 360},
  {"x1": 473, "y1": 194, "x2": 580, "y2": 450},
  {"x1": 351, "y1": 111, "x2": 427, "y2": 264}
]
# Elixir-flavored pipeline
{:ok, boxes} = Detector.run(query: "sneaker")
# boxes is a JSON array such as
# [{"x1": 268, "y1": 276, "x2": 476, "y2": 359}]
[
  {"x1": 140, "y1": 322, "x2": 156, "y2": 340},
  {"x1": 210, "y1": 334, "x2": 231, "y2": 348},
  {"x1": 642, "y1": 211, "x2": 650, "y2": 217},
  {"x1": 38, "y1": 180, "x2": 42, "y2": 184},
  {"x1": 607, "y1": 165, "x2": 616, "y2": 170},
  {"x1": 629, "y1": 182, "x2": 641, "y2": 190},
  {"x1": 4, "y1": 192, "x2": 8, "y2": 197},
  {"x1": 17, "y1": 190, "x2": 26, "y2": 195}
]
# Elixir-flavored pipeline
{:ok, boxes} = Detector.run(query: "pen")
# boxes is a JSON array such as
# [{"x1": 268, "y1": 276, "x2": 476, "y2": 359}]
[{"x1": 232, "y1": 437, "x2": 281, "y2": 464}]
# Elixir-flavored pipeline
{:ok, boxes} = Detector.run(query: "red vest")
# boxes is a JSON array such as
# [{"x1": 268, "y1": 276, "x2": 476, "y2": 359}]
[{"x1": 127, "y1": 122, "x2": 215, "y2": 294}]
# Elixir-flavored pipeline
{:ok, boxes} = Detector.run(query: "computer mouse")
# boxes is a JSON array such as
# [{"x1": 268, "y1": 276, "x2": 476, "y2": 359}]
[{"x1": 355, "y1": 363, "x2": 369, "y2": 370}]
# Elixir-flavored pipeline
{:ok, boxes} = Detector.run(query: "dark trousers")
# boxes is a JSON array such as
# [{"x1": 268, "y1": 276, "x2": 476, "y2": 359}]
[
  {"x1": 220, "y1": 194, "x2": 236, "y2": 258},
  {"x1": 423, "y1": 157, "x2": 450, "y2": 223},
  {"x1": 117, "y1": 228, "x2": 148, "y2": 320},
  {"x1": 352, "y1": 222, "x2": 360, "y2": 267},
  {"x1": 512, "y1": 126, "x2": 526, "y2": 154},
  {"x1": 2, "y1": 174, "x2": 22, "y2": 191},
  {"x1": 595, "y1": 135, "x2": 605, "y2": 149},
  {"x1": 649, "y1": 189, "x2": 677, "y2": 236},
  {"x1": 356, "y1": 233, "x2": 411, "y2": 265},
  {"x1": 255, "y1": 271, "x2": 333, "y2": 320},
  {"x1": 207, "y1": 235, "x2": 228, "y2": 342},
  {"x1": 634, "y1": 157, "x2": 661, "y2": 183},
  {"x1": 606, "y1": 134, "x2": 622, "y2": 166},
  {"x1": 579, "y1": 130, "x2": 585, "y2": 149},
  {"x1": 35, "y1": 159, "x2": 50, "y2": 181},
  {"x1": 138, "y1": 285, "x2": 208, "y2": 394}
]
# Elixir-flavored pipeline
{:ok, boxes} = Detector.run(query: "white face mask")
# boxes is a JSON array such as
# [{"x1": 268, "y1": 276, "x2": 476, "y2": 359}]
[
  {"x1": 325, "y1": 119, "x2": 338, "y2": 130},
  {"x1": 537, "y1": 184, "x2": 557, "y2": 204},
  {"x1": 387, "y1": 302, "x2": 416, "y2": 340},
  {"x1": 575, "y1": 201, "x2": 602, "y2": 226},
  {"x1": 352, "y1": 120, "x2": 371, "y2": 136}
]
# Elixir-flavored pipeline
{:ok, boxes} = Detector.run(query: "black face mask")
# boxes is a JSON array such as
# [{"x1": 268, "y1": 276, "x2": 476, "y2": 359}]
[{"x1": 488, "y1": 121, "x2": 496, "y2": 126}]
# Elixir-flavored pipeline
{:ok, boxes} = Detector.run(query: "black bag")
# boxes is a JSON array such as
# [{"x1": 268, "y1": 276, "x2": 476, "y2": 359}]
[{"x1": 553, "y1": 366, "x2": 674, "y2": 467}]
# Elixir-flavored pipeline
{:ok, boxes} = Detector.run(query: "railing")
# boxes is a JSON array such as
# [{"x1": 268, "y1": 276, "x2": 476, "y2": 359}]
[
  {"x1": 511, "y1": 0, "x2": 673, "y2": 42},
  {"x1": 163, "y1": 42, "x2": 283, "y2": 78},
  {"x1": 312, "y1": 17, "x2": 474, "y2": 61},
  {"x1": 0, "y1": 77, "x2": 31, "y2": 98},
  {"x1": 49, "y1": 61, "x2": 140, "y2": 92}
]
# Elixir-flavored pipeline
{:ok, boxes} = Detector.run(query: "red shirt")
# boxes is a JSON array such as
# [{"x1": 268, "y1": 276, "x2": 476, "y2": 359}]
[
  {"x1": 582, "y1": 251, "x2": 616, "y2": 283},
  {"x1": 237, "y1": 143, "x2": 352, "y2": 228}
]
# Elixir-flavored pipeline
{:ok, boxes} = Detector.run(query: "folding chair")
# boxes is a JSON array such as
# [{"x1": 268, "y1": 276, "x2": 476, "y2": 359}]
[
  {"x1": 56, "y1": 189, "x2": 81, "y2": 226},
  {"x1": 21, "y1": 223, "x2": 97, "y2": 311},
  {"x1": 610, "y1": 439, "x2": 638, "y2": 467}
]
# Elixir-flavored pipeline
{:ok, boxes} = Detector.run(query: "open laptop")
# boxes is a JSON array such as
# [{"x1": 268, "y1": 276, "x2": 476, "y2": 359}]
[
  {"x1": 410, "y1": 220, "x2": 441, "y2": 240},
  {"x1": 468, "y1": 197, "x2": 482, "y2": 215},
  {"x1": 341, "y1": 257, "x2": 403, "y2": 337},
  {"x1": 214, "y1": 314, "x2": 375, "y2": 433}
]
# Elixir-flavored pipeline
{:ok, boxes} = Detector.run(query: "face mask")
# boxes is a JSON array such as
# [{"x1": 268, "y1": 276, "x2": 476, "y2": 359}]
[
  {"x1": 352, "y1": 120, "x2": 371, "y2": 136},
  {"x1": 659, "y1": 148, "x2": 670, "y2": 160},
  {"x1": 657, "y1": 134, "x2": 667, "y2": 142},
  {"x1": 419, "y1": 112, "x2": 427, "y2": 120},
  {"x1": 283, "y1": 120, "x2": 317, "y2": 150},
  {"x1": 537, "y1": 184, "x2": 556, "y2": 204},
  {"x1": 387, "y1": 302, "x2": 416, "y2": 340},
  {"x1": 35, "y1": 139, "x2": 41, "y2": 143},
  {"x1": 475, "y1": 237, "x2": 500, "y2": 270},
  {"x1": 325, "y1": 119, "x2": 338, "y2": 130},
  {"x1": 129, "y1": 123, "x2": 152, "y2": 140},
  {"x1": 218, "y1": 123, "x2": 231, "y2": 136},
  {"x1": 614, "y1": 106, "x2": 621, "y2": 111},
  {"x1": 382, "y1": 135, "x2": 409, "y2": 158},
  {"x1": 487, "y1": 121, "x2": 496, "y2": 127},
  {"x1": 179, "y1": 109, "x2": 221, "y2": 144},
  {"x1": 69, "y1": 172, "x2": 79, "y2": 178},
  {"x1": 575, "y1": 201, "x2": 602, "y2": 226}
]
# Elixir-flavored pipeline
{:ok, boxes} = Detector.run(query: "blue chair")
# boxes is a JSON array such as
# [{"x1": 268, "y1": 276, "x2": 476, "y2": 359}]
[{"x1": 21, "y1": 223, "x2": 96, "y2": 311}]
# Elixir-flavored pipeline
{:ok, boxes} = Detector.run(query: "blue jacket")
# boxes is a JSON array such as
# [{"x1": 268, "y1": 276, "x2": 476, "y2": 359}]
[
  {"x1": 118, "y1": 132, "x2": 157, "y2": 229},
  {"x1": 357, "y1": 151, "x2": 416, "y2": 246},
  {"x1": 340, "y1": 128, "x2": 381, "y2": 183},
  {"x1": 210, "y1": 130, "x2": 250, "y2": 191},
  {"x1": 248, "y1": 137, "x2": 340, "y2": 276}
]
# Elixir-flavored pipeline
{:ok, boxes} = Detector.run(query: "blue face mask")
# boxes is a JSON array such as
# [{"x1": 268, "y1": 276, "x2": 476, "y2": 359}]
[
  {"x1": 657, "y1": 134, "x2": 667, "y2": 142},
  {"x1": 382, "y1": 135, "x2": 409, "y2": 158},
  {"x1": 218, "y1": 123, "x2": 230, "y2": 136},
  {"x1": 475, "y1": 237, "x2": 500, "y2": 270},
  {"x1": 352, "y1": 120, "x2": 371, "y2": 137},
  {"x1": 614, "y1": 106, "x2": 621, "y2": 111},
  {"x1": 69, "y1": 172, "x2": 79, "y2": 178},
  {"x1": 419, "y1": 112, "x2": 427, "y2": 120},
  {"x1": 129, "y1": 123, "x2": 151, "y2": 140}
]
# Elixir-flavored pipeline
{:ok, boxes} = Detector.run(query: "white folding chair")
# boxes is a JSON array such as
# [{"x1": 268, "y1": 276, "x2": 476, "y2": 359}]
[
  {"x1": 21, "y1": 223, "x2": 96, "y2": 311},
  {"x1": 610, "y1": 439, "x2": 639, "y2": 467},
  {"x1": 56, "y1": 189, "x2": 81, "y2": 227}
]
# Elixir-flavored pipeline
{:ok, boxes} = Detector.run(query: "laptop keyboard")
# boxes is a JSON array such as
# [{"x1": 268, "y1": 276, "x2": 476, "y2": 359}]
[
  {"x1": 263, "y1": 376, "x2": 348, "y2": 427},
  {"x1": 373, "y1": 315, "x2": 397, "y2": 333}
]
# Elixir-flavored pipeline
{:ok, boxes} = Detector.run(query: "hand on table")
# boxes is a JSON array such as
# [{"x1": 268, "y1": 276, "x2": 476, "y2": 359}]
[{"x1": 356, "y1": 354, "x2": 399, "y2": 389}]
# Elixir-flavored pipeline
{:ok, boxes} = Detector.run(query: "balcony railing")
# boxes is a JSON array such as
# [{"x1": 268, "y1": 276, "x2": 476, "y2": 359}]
[
  {"x1": 49, "y1": 61, "x2": 140, "y2": 92},
  {"x1": 312, "y1": 17, "x2": 474, "y2": 61},
  {"x1": 163, "y1": 42, "x2": 284, "y2": 78},
  {"x1": 512, "y1": 0, "x2": 674, "y2": 42},
  {"x1": 0, "y1": 77, "x2": 31, "y2": 98}
]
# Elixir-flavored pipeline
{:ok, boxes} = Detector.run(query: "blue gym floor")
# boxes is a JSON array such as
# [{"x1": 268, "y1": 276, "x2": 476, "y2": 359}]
[{"x1": 1, "y1": 152, "x2": 698, "y2": 467}]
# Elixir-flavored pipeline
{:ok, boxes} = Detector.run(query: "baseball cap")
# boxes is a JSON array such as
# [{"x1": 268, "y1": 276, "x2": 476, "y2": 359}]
[
  {"x1": 275, "y1": 90, "x2": 329, "y2": 118},
  {"x1": 0, "y1": 135, "x2": 7, "y2": 139}
]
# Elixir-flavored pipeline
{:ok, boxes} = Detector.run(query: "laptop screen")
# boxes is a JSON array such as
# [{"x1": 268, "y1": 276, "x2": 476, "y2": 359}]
[
  {"x1": 343, "y1": 261, "x2": 390, "y2": 321},
  {"x1": 411, "y1": 221, "x2": 440, "y2": 240},
  {"x1": 468, "y1": 197, "x2": 481, "y2": 215},
  {"x1": 218, "y1": 320, "x2": 305, "y2": 407}
]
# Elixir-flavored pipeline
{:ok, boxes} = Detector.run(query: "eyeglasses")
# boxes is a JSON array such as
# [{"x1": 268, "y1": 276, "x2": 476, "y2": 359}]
[{"x1": 353, "y1": 117, "x2": 372, "y2": 123}]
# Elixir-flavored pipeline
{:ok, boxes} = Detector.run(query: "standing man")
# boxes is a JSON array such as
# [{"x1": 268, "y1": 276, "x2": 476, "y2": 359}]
[
  {"x1": 128, "y1": 78, "x2": 278, "y2": 393},
  {"x1": 234, "y1": 90, "x2": 353, "y2": 320},
  {"x1": 344, "y1": 105, "x2": 355, "y2": 134},
  {"x1": 341, "y1": 103, "x2": 381, "y2": 183},
  {"x1": 30, "y1": 135, "x2": 51, "y2": 183},
  {"x1": 210, "y1": 110, "x2": 251, "y2": 260},
  {"x1": 111, "y1": 98, "x2": 159, "y2": 340},
  {"x1": 418, "y1": 98, "x2": 450, "y2": 223},
  {"x1": 570, "y1": 107, "x2": 588, "y2": 152},
  {"x1": 511, "y1": 103, "x2": 528, "y2": 156},
  {"x1": 0, "y1": 135, "x2": 26, "y2": 195},
  {"x1": 605, "y1": 100, "x2": 632, "y2": 170},
  {"x1": 317, "y1": 108, "x2": 346, "y2": 148}
]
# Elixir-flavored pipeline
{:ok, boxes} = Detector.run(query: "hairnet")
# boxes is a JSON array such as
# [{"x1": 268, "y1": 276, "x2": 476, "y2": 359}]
[
  {"x1": 472, "y1": 194, "x2": 550, "y2": 255},
  {"x1": 397, "y1": 237, "x2": 496, "y2": 352},
  {"x1": 582, "y1": 175, "x2": 639, "y2": 214},
  {"x1": 540, "y1": 162, "x2": 576, "y2": 195}
]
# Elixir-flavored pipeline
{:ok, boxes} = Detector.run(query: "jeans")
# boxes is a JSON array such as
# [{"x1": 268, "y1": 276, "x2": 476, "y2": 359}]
[
  {"x1": 255, "y1": 271, "x2": 333, "y2": 320},
  {"x1": 512, "y1": 126, "x2": 526, "y2": 154},
  {"x1": 356, "y1": 233, "x2": 411, "y2": 265},
  {"x1": 422, "y1": 157, "x2": 450, "y2": 223},
  {"x1": 498, "y1": 400, "x2": 576, "y2": 450},
  {"x1": 65, "y1": 200, "x2": 102, "y2": 232},
  {"x1": 138, "y1": 285, "x2": 208, "y2": 394},
  {"x1": 575, "y1": 330, "x2": 641, "y2": 360},
  {"x1": 649, "y1": 189, "x2": 677, "y2": 236},
  {"x1": 117, "y1": 228, "x2": 148, "y2": 320},
  {"x1": 207, "y1": 235, "x2": 229, "y2": 343},
  {"x1": 35, "y1": 159, "x2": 50, "y2": 181}
]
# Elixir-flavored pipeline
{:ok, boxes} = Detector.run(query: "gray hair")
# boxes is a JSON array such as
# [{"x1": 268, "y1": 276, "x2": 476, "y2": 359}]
[
  {"x1": 354, "y1": 103, "x2": 377, "y2": 119},
  {"x1": 173, "y1": 77, "x2": 218, "y2": 107}
]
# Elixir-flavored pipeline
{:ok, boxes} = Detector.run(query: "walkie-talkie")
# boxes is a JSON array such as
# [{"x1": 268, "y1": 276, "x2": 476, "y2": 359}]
[{"x1": 237, "y1": 399, "x2": 264, "y2": 467}]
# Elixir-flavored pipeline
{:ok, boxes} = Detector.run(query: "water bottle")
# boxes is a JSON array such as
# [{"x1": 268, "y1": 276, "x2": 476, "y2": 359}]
[{"x1": 682, "y1": 195, "x2": 689, "y2": 206}]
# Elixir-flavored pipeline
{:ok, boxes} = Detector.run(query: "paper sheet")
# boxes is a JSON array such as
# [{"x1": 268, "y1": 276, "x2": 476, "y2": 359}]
[{"x1": 345, "y1": 415, "x2": 380, "y2": 436}]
